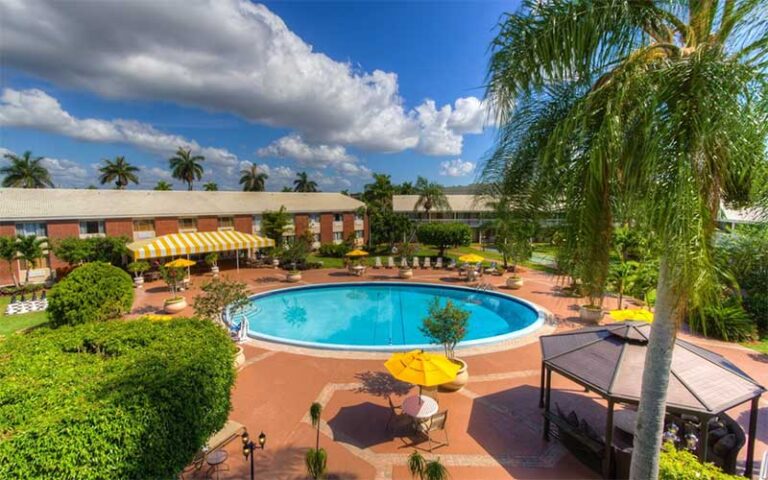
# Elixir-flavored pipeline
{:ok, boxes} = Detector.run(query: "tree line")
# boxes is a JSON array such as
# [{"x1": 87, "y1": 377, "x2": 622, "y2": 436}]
[{"x1": 0, "y1": 148, "x2": 320, "y2": 192}]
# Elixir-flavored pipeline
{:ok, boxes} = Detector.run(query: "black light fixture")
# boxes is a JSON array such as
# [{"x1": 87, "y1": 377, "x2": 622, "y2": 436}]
[{"x1": 241, "y1": 429, "x2": 266, "y2": 480}]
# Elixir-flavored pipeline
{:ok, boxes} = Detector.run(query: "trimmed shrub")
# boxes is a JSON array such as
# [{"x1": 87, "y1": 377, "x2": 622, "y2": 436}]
[
  {"x1": 659, "y1": 443, "x2": 740, "y2": 479},
  {"x1": 318, "y1": 243, "x2": 350, "y2": 258},
  {"x1": 0, "y1": 318, "x2": 235, "y2": 479},
  {"x1": 47, "y1": 261, "x2": 134, "y2": 327},
  {"x1": 416, "y1": 222, "x2": 472, "y2": 257},
  {"x1": 690, "y1": 303, "x2": 757, "y2": 342}
]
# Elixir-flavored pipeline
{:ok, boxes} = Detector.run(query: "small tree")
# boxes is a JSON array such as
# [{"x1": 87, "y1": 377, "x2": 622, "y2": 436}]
[
  {"x1": 306, "y1": 402, "x2": 327, "y2": 480},
  {"x1": 416, "y1": 223, "x2": 471, "y2": 258},
  {"x1": 127, "y1": 261, "x2": 150, "y2": 280},
  {"x1": 261, "y1": 206, "x2": 291, "y2": 248},
  {"x1": 160, "y1": 265, "x2": 184, "y2": 299},
  {"x1": 204, "y1": 252, "x2": 219, "y2": 268},
  {"x1": 53, "y1": 237, "x2": 93, "y2": 266},
  {"x1": 86, "y1": 236, "x2": 128, "y2": 265},
  {"x1": 193, "y1": 278, "x2": 250, "y2": 326},
  {"x1": 0, "y1": 236, "x2": 19, "y2": 287},
  {"x1": 420, "y1": 298, "x2": 469, "y2": 359},
  {"x1": 15, "y1": 234, "x2": 47, "y2": 284},
  {"x1": 408, "y1": 451, "x2": 449, "y2": 480}
]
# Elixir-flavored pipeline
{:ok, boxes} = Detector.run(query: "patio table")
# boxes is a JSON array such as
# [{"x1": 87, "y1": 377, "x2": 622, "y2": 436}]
[
  {"x1": 205, "y1": 449, "x2": 228, "y2": 480},
  {"x1": 402, "y1": 395, "x2": 438, "y2": 419}
]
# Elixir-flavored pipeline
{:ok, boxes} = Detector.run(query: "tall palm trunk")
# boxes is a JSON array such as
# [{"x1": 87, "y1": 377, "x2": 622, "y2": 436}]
[
  {"x1": 629, "y1": 257, "x2": 681, "y2": 479},
  {"x1": 6, "y1": 260, "x2": 18, "y2": 288}
]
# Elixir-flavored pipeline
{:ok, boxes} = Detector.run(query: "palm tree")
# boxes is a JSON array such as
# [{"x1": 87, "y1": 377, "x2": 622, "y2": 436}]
[
  {"x1": 306, "y1": 402, "x2": 326, "y2": 480},
  {"x1": 485, "y1": 2, "x2": 768, "y2": 478},
  {"x1": 414, "y1": 176, "x2": 450, "y2": 220},
  {"x1": 154, "y1": 181, "x2": 172, "y2": 191},
  {"x1": 293, "y1": 171, "x2": 318, "y2": 192},
  {"x1": 0, "y1": 236, "x2": 19, "y2": 287},
  {"x1": 15, "y1": 235, "x2": 47, "y2": 285},
  {"x1": 203, "y1": 182, "x2": 218, "y2": 191},
  {"x1": 280, "y1": 186, "x2": 293, "y2": 193},
  {"x1": 1, "y1": 151, "x2": 54, "y2": 188},
  {"x1": 98, "y1": 156, "x2": 139, "y2": 189},
  {"x1": 168, "y1": 147, "x2": 205, "y2": 190},
  {"x1": 408, "y1": 451, "x2": 449, "y2": 480},
  {"x1": 239, "y1": 165, "x2": 268, "y2": 192}
]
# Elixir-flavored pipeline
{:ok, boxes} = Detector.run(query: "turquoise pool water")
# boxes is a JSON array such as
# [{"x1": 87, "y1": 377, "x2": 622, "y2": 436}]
[{"x1": 236, "y1": 283, "x2": 543, "y2": 351}]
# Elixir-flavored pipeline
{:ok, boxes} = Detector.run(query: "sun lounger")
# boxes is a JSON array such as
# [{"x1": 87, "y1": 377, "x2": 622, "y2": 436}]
[
  {"x1": 374, "y1": 257, "x2": 383, "y2": 269},
  {"x1": 435, "y1": 257, "x2": 443, "y2": 269},
  {"x1": 413, "y1": 256, "x2": 420, "y2": 269},
  {"x1": 423, "y1": 257, "x2": 431, "y2": 268},
  {"x1": 447, "y1": 259, "x2": 456, "y2": 270}
]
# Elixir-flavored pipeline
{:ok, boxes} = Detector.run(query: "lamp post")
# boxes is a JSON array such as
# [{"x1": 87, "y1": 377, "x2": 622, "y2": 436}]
[{"x1": 241, "y1": 430, "x2": 266, "y2": 480}]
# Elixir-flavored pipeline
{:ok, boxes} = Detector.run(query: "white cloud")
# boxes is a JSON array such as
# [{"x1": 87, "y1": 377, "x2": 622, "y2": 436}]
[
  {"x1": 440, "y1": 158, "x2": 475, "y2": 177},
  {"x1": 0, "y1": 1, "x2": 490, "y2": 155},
  {"x1": 257, "y1": 134, "x2": 371, "y2": 177}
]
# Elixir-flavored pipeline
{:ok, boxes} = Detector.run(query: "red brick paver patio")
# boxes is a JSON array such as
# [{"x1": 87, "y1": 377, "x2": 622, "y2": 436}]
[{"x1": 132, "y1": 265, "x2": 768, "y2": 479}]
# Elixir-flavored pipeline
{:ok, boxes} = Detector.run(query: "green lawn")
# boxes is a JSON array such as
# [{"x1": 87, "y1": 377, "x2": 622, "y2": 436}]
[
  {"x1": 742, "y1": 339, "x2": 768, "y2": 355},
  {"x1": 0, "y1": 296, "x2": 49, "y2": 336}
]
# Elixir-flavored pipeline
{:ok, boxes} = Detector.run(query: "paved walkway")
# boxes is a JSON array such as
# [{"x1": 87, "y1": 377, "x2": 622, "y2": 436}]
[{"x1": 132, "y1": 265, "x2": 768, "y2": 479}]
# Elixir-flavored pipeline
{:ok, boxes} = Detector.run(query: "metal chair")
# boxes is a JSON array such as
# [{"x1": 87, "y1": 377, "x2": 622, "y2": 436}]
[
  {"x1": 416, "y1": 411, "x2": 449, "y2": 452},
  {"x1": 386, "y1": 396, "x2": 410, "y2": 433}
]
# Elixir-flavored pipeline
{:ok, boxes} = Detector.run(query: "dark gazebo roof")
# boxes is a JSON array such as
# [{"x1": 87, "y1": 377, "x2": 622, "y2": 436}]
[{"x1": 540, "y1": 321, "x2": 765, "y2": 415}]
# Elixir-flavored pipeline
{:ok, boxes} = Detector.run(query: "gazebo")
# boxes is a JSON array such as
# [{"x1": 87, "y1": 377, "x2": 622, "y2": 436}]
[{"x1": 539, "y1": 321, "x2": 765, "y2": 478}]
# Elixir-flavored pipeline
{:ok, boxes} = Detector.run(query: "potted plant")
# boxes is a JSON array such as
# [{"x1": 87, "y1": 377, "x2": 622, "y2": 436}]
[
  {"x1": 397, "y1": 241, "x2": 415, "y2": 279},
  {"x1": 399, "y1": 263, "x2": 414, "y2": 279},
  {"x1": 306, "y1": 402, "x2": 327, "y2": 480},
  {"x1": 160, "y1": 266, "x2": 187, "y2": 313},
  {"x1": 205, "y1": 252, "x2": 219, "y2": 276},
  {"x1": 506, "y1": 274, "x2": 524, "y2": 289},
  {"x1": 420, "y1": 298, "x2": 470, "y2": 391},
  {"x1": 127, "y1": 261, "x2": 150, "y2": 288},
  {"x1": 286, "y1": 268, "x2": 302, "y2": 283}
]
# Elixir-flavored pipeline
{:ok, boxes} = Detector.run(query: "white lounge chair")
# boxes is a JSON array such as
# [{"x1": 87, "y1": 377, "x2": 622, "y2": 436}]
[
  {"x1": 435, "y1": 257, "x2": 443, "y2": 269},
  {"x1": 413, "y1": 256, "x2": 420, "y2": 269},
  {"x1": 387, "y1": 256, "x2": 396, "y2": 268},
  {"x1": 447, "y1": 259, "x2": 457, "y2": 270},
  {"x1": 423, "y1": 257, "x2": 432, "y2": 268},
  {"x1": 374, "y1": 257, "x2": 383, "y2": 269}
]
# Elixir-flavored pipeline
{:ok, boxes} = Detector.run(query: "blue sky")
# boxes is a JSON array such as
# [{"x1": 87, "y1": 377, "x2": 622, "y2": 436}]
[{"x1": 0, "y1": 1, "x2": 516, "y2": 191}]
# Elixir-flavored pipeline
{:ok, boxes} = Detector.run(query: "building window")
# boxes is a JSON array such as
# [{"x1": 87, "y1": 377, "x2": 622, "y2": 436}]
[
  {"x1": 312, "y1": 233, "x2": 320, "y2": 243},
  {"x1": 218, "y1": 217, "x2": 234, "y2": 231},
  {"x1": 133, "y1": 219, "x2": 155, "y2": 232},
  {"x1": 355, "y1": 212, "x2": 364, "y2": 221},
  {"x1": 333, "y1": 232, "x2": 343, "y2": 241},
  {"x1": 179, "y1": 218, "x2": 197, "y2": 233},
  {"x1": 79, "y1": 220, "x2": 104, "y2": 236},
  {"x1": 16, "y1": 222, "x2": 47, "y2": 237},
  {"x1": 355, "y1": 230, "x2": 364, "y2": 239},
  {"x1": 334, "y1": 213, "x2": 343, "y2": 222},
  {"x1": 309, "y1": 213, "x2": 320, "y2": 224},
  {"x1": 252, "y1": 215, "x2": 262, "y2": 230}
]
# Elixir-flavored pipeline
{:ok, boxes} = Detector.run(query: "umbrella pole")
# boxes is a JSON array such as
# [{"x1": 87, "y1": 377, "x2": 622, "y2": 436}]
[{"x1": 236, "y1": 249, "x2": 240, "y2": 272}]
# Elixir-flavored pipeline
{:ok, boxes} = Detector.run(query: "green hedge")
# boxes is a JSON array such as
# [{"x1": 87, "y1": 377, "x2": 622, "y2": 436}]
[
  {"x1": 318, "y1": 243, "x2": 351, "y2": 258},
  {"x1": 659, "y1": 444, "x2": 740, "y2": 479},
  {"x1": 416, "y1": 222, "x2": 472, "y2": 256},
  {"x1": 0, "y1": 318, "x2": 235, "y2": 479},
  {"x1": 47, "y1": 262, "x2": 134, "y2": 327}
]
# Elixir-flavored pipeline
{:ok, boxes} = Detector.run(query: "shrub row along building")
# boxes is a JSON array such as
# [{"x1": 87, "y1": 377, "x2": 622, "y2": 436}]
[{"x1": 0, "y1": 189, "x2": 367, "y2": 286}]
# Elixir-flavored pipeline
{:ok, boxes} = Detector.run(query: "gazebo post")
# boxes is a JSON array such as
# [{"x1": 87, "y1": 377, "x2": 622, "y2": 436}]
[
  {"x1": 543, "y1": 366, "x2": 552, "y2": 441},
  {"x1": 603, "y1": 400, "x2": 614, "y2": 479},
  {"x1": 698, "y1": 415, "x2": 710, "y2": 462},
  {"x1": 745, "y1": 395, "x2": 760, "y2": 478},
  {"x1": 539, "y1": 362, "x2": 545, "y2": 408}
]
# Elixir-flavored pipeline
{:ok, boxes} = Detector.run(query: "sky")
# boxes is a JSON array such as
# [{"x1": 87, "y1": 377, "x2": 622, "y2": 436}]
[{"x1": 0, "y1": 0, "x2": 516, "y2": 192}]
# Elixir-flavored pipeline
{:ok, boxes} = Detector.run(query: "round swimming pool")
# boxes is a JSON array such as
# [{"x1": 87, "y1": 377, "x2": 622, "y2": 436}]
[{"x1": 234, "y1": 282, "x2": 545, "y2": 351}]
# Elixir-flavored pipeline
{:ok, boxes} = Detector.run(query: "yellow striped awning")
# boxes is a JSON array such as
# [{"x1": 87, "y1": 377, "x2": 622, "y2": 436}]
[{"x1": 128, "y1": 231, "x2": 275, "y2": 260}]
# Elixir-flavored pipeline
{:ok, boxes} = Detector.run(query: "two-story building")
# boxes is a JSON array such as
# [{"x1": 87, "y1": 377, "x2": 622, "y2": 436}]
[
  {"x1": 0, "y1": 189, "x2": 367, "y2": 286},
  {"x1": 392, "y1": 194, "x2": 494, "y2": 242}
]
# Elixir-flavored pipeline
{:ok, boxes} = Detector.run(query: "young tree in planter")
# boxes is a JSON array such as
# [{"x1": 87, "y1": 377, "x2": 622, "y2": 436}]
[
  {"x1": 204, "y1": 252, "x2": 219, "y2": 273},
  {"x1": 0, "y1": 236, "x2": 19, "y2": 288},
  {"x1": 160, "y1": 265, "x2": 184, "y2": 299},
  {"x1": 193, "y1": 278, "x2": 250, "y2": 327},
  {"x1": 306, "y1": 402, "x2": 327, "y2": 480},
  {"x1": 127, "y1": 261, "x2": 150, "y2": 281},
  {"x1": 420, "y1": 298, "x2": 469, "y2": 359},
  {"x1": 416, "y1": 223, "x2": 472, "y2": 258},
  {"x1": 486, "y1": 197, "x2": 535, "y2": 271},
  {"x1": 408, "y1": 451, "x2": 449, "y2": 480}
]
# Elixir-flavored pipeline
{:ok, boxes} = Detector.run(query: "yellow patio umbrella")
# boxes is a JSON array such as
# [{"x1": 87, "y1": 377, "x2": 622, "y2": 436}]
[
  {"x1": 610, "y1": 309, "x2": 654, "y2": 323},
  {"x1": 164, "y1": 258, "x2": 196, "y2": 268},
  {"x1": 346, "y1": 249, "x2": 369, "y2": 257},
  {"x1": 384, "y1": 350, "x2": 460, "y2": 387},
  {"x1": 458, "y1": 253, "x2": 484, "y2": 264}
]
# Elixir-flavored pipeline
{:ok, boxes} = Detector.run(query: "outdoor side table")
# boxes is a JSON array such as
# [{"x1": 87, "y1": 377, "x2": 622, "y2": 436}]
[
  {"x1": 205, "y1": 449, "x2": 228, "y2": 480},
  {"x1": 402, "y1": 395, "x2": 438, "y2": 419}
]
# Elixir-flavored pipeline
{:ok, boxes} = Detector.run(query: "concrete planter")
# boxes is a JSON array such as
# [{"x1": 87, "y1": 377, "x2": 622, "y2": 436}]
[
  {"x1": 506, "y1": 276, "x2": 524, "y2": 289},
  {"x1": 234, "y1": 346, "x2": 246, "y2": 368},
  {"x1": 399, "y1": 268, "x2": 413, "y2": 279},
  {"x1": 286, "y1": 271, "x2": 302, "y2": 283},
  {"x1": 440, "y1": 358, "x2": 468, "y2": 392},
  {"x1": 133, "y1": 276, "x2": 144, "y2": 288},
  {"x1": 272, "y1": 259, "x2": 280, "y2": 269},
  {"x1": 579, "y1": 305, "x2": 604, "y2": 324},
  {"x1": 211, "y1": 265, "x2": 219, "y2": 276},
  {"x1": 164, "y1": 297, "x2": 187, "y2": 314}
]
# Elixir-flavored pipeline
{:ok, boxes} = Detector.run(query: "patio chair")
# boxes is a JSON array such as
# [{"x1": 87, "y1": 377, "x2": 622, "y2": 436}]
[
  {"x1": 447, "y1": 259, "x2": 456, "y2": 270},
  {"x1": 485, "y1": 262, "x2": 497, "y2": 274},
  {"x1": 386, "y1": 396, "x2": 411, "y2": 433},
  {"x1": 374, "y1": 257, "x2": 383, "y2": 269},
  {"x1": 423, "y1": 257, "x2": 431, "y2": 268},
  {"x1": 387, "y1": 256, "x2": 395, "y2": 269},
  {"x1": 416, "y1": 411, "x2": 449, "y2": 452},
  {"x1": 413, "y1": 257, "x2": 420, "y2": 269}
]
